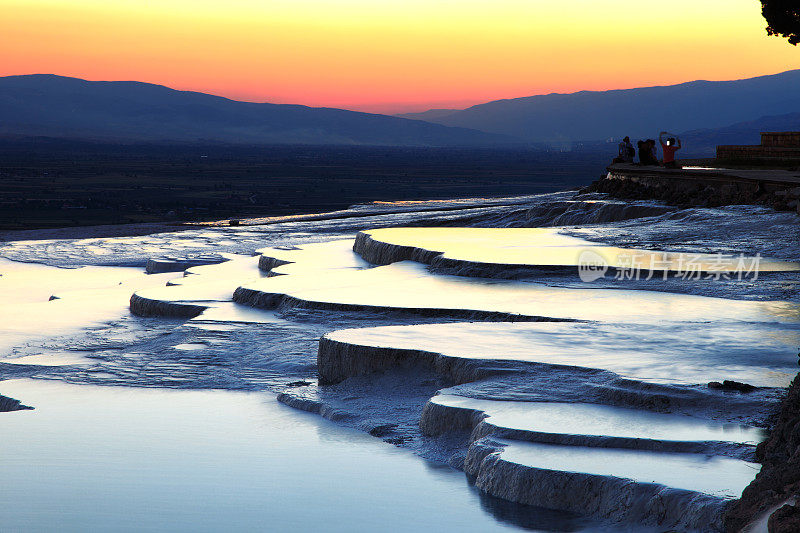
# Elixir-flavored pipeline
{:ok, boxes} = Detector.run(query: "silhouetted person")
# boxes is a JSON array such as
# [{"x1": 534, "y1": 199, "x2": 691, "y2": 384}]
[
  {"x1": 615, "y1": 136, "x2": 634, "y2": 163},
  {"x1": 659, "y1": 131, "x2": 682, "y2": 168},
  {"x1": 648, "y1": 139, "x2": 658, "y2": 165},
  {"x1": 638, "y1": 139, "x2": 657, "y2": 165}
]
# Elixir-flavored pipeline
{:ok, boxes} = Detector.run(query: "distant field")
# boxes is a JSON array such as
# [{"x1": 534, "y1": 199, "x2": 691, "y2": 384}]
[{"x1": 0, "y1": 139, "x2": 608, "y2": 230}]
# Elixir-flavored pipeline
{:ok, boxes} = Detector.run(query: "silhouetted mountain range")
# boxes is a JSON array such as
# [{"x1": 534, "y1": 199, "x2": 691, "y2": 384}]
[
  {"x1": 399, "y1": 70, "x2": 800, "y2": 145},
  {"x1": 3, "y1": 72, "x2": 800, "y2": 150},
  {"x1": 0, "y1": 75, "x2": 512, "y2": 146}
]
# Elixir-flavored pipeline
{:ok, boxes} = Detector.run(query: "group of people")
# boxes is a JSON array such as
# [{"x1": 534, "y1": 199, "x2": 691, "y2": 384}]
[{"x1": 614, "y1": 132, "x2": 681, "y2": 168}]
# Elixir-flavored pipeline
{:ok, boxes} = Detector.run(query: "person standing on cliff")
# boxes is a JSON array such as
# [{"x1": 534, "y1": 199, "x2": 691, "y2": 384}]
[
  {"x1": 617, "y1": 136, "x2": 635, "y2": 163},
  {"x1": 659, "y1": 132, "x2": 682, "y2": 169}
]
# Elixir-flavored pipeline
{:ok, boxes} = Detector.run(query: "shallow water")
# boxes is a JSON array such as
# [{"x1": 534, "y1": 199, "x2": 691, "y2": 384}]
[
  {"x1": 0, "y1": 258, "x2": 181, "y2": 353},
  {"x1": 1, "y1": 191, "x2": 798, "y2": 531},
  {"x1": 0, "y1": 379, "x2": 595, "y2": 533},
  {"x1": 431, "y1": 394, "x2": 766, "y2": 444},
  {"x1": 237, "y1": 260, "x2": 800, "y2": 325},
  {"x1": 360, "y1": 227, "x2": 800, "y2": 272},
  {"x1": 327, "y1": 321, "x2": 800, "y2": 386},
  {"x1": 497, "y1": 440, "x2": 759, "y2": 499}
]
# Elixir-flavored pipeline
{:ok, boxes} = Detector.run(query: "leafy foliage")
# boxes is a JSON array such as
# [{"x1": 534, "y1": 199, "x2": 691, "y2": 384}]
[{"x1": 761, "y1": 0, "x2": 800, "y2": 45}]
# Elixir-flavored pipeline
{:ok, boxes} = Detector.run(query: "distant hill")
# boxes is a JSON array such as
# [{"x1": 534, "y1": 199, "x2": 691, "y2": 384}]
[
  {"x1": 409, "y1": 70, "x2": 800, "y2": 144},
  {"x1": 0, "y1": 75, "x2": 514, "y2": 147},
  {"x1": 395, "y1": 109, "x2": 460, "y2": 121}
]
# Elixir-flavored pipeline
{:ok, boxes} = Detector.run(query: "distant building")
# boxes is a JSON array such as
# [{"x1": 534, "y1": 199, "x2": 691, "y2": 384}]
[{"x1": 717, "y1": 132, "x2": 800, "y2": 166}]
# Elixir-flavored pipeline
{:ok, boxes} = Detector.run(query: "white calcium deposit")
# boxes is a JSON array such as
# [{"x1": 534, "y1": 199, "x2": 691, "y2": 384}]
[{"x1": 2, "y1": 191, "x2": 799, "y2": 532}]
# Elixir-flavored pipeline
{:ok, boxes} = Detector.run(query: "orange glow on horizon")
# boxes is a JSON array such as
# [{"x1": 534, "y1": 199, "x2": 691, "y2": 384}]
[{"x1": 1, "y1": 0, "x2": 798, "y2": 113}]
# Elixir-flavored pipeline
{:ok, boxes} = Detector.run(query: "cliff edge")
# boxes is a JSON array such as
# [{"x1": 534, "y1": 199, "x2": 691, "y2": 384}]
[{"x1": 726, "y1": 372, "x2": 800, "y2": 532}]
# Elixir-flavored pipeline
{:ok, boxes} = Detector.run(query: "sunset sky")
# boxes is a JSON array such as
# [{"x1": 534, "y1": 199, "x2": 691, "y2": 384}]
[{"x1": 2, "y1": 0, "x2": 798, "y2": 113}]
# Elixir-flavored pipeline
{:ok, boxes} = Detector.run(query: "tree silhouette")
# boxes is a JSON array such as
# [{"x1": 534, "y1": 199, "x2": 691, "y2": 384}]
[{"x1": 761, "y1": 1, "x2": 800, "y2": 45}]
